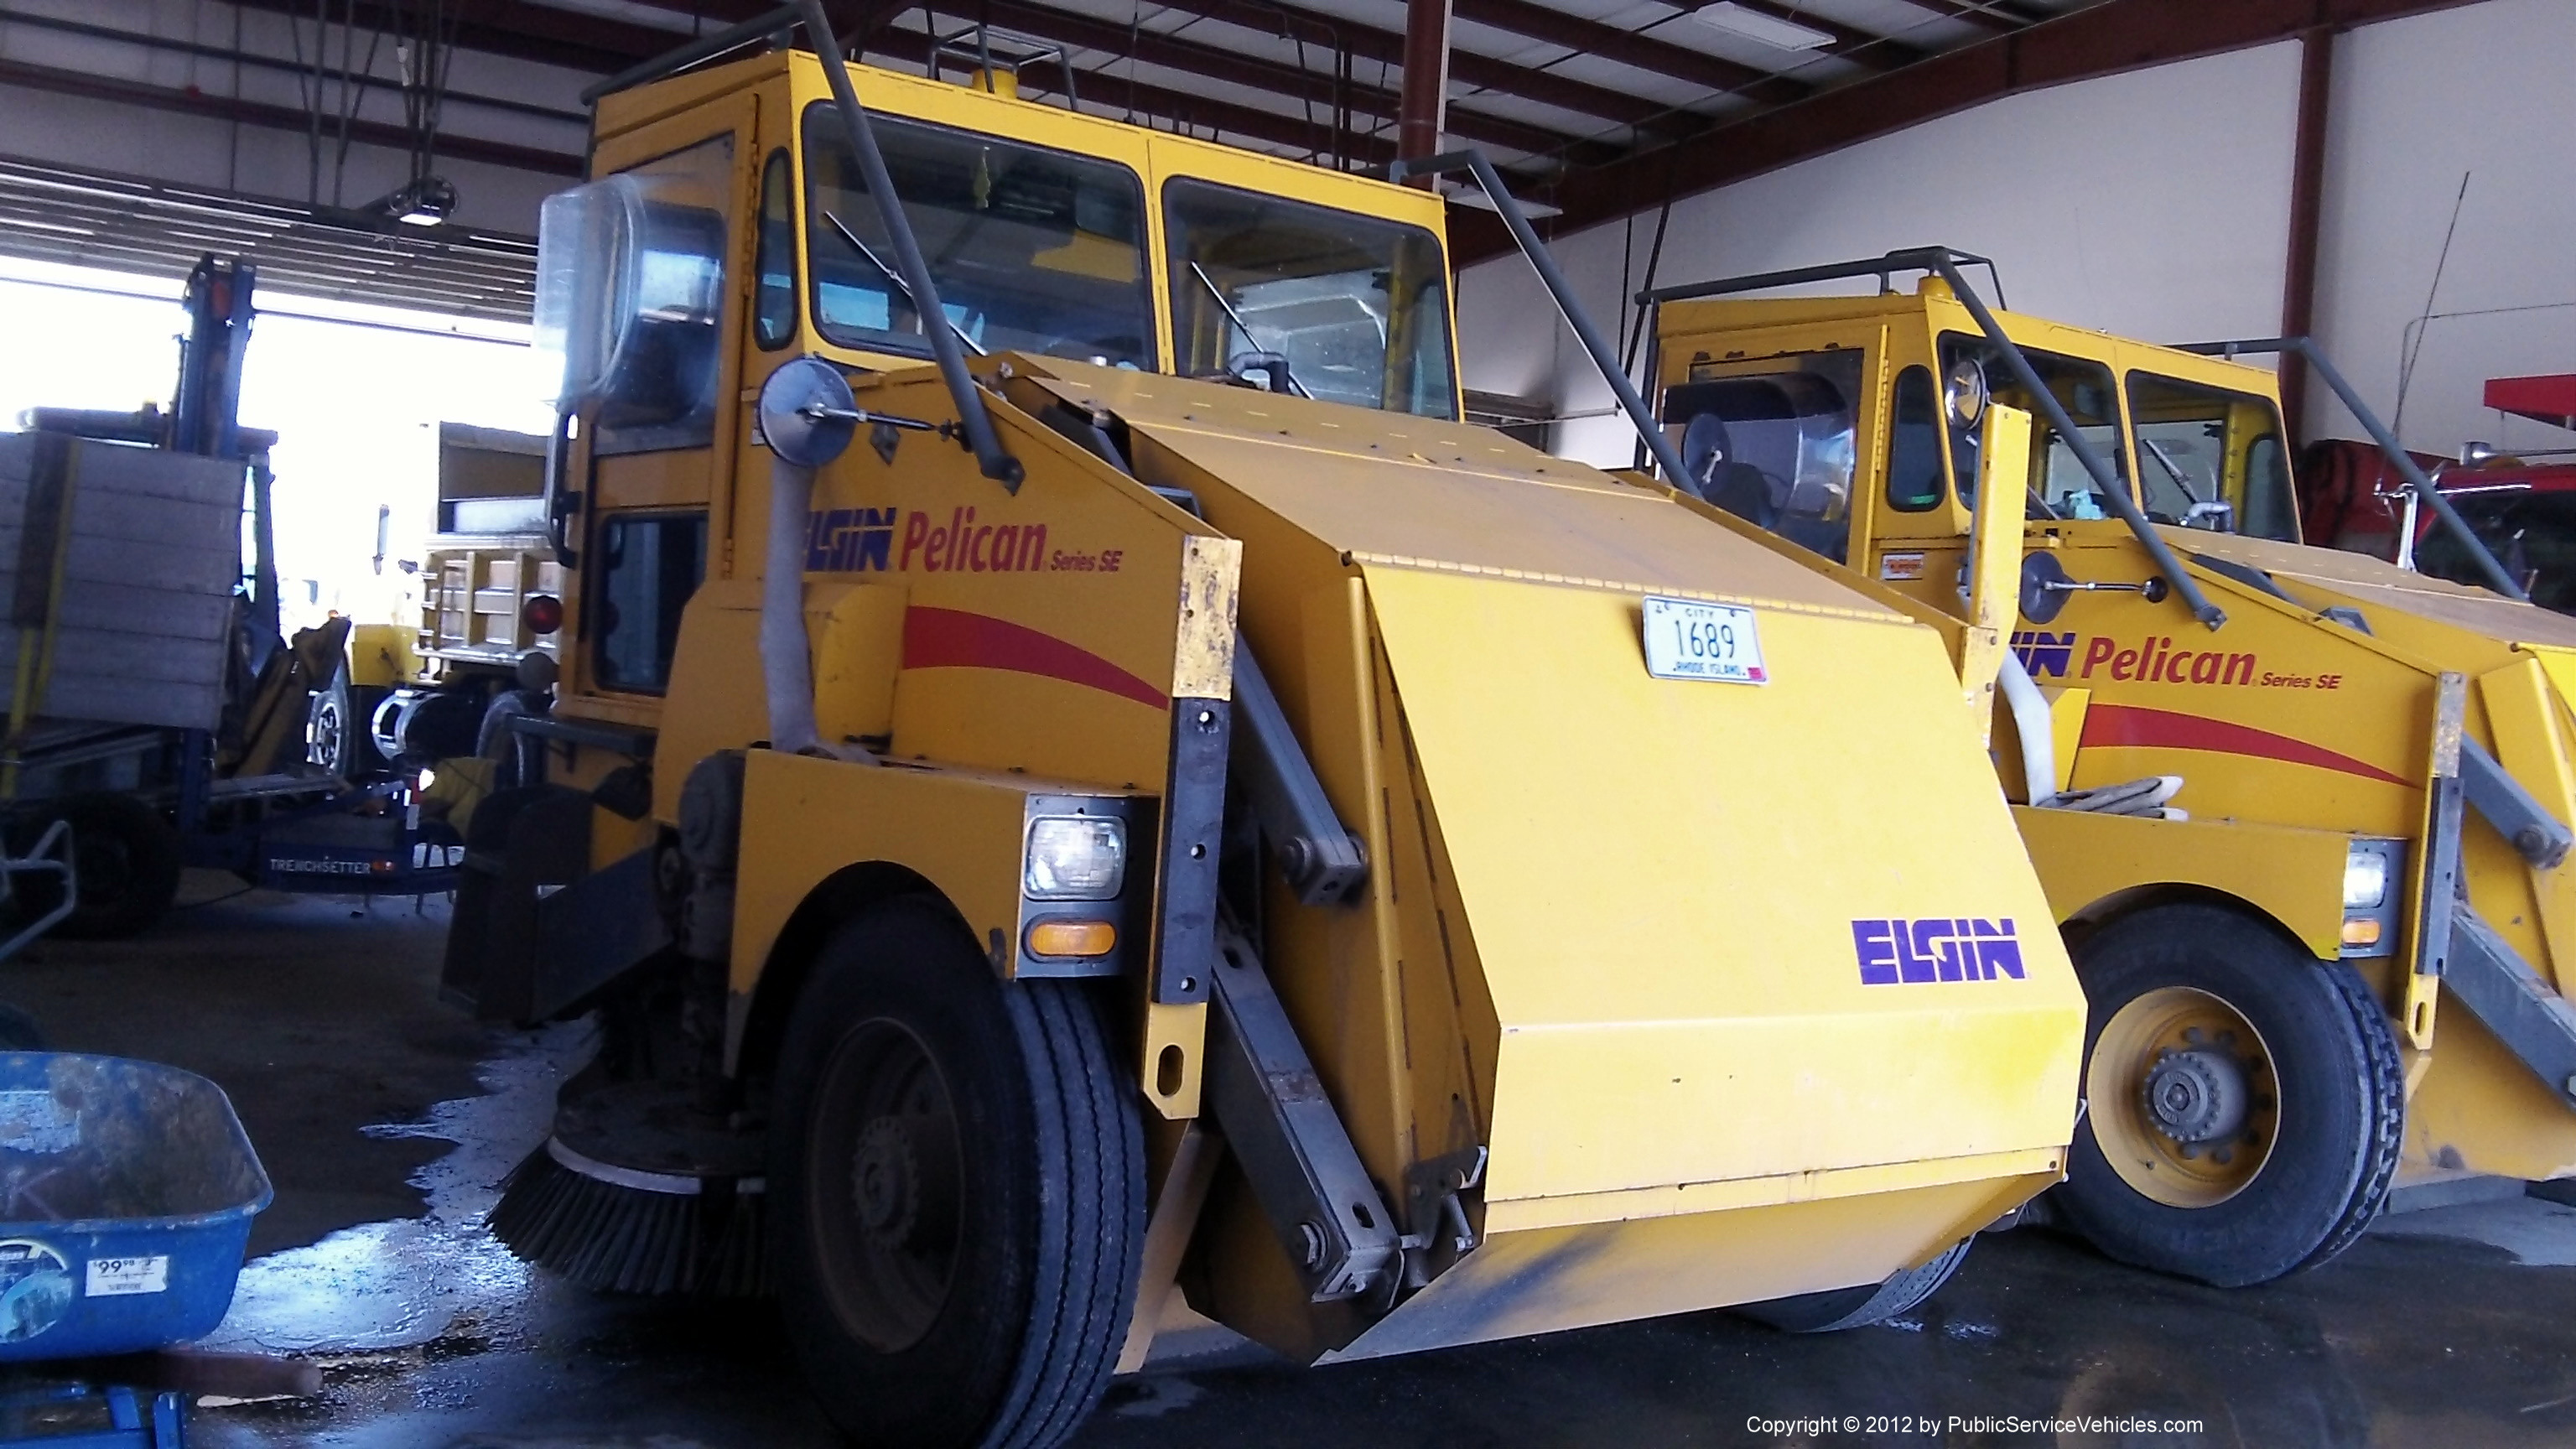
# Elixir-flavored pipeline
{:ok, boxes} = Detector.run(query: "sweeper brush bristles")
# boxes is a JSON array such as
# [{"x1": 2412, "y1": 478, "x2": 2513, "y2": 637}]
[{"x1": 488, "y1": 1140, "x2": 771, "y2": 1297}]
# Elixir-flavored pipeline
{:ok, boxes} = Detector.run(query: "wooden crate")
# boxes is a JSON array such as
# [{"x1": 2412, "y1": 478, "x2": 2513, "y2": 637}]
[{"x1": 0, "y1": 433, "x2": 245, "y2": 731}]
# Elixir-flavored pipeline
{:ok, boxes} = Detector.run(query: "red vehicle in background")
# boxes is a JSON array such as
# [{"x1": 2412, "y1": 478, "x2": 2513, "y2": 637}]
[{"x1": 2300, "y1": 373, "x2": 2576, "y2": 612}]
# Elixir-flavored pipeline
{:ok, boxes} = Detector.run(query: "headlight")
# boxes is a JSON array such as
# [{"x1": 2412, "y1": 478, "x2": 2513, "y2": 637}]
[
  {"x1": 2343, "y1": 844, "x2": 2390, "y2": 910},
  {"x1": 1025, "y1": 817, "x2": 1126, "y2": 901}
]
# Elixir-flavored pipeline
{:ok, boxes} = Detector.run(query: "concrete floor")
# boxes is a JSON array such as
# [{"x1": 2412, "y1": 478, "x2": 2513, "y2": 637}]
[{"x1": 9, "y1": 878, "x2": 2576, "y2": 1446}]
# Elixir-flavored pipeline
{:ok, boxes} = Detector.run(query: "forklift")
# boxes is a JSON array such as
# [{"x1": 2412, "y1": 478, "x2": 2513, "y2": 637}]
[{"x1": 2, "y1": 255, "x2": 462, "y2": 936}]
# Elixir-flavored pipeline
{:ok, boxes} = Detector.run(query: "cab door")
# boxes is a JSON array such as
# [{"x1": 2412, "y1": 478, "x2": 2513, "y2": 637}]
[{"x1": 560, "y1": 93, "x2": 761, "y2": 730}]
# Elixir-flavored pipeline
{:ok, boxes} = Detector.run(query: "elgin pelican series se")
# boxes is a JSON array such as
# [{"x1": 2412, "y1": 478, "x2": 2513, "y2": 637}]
[
  {"x1": 1646, "y1": 250, "x2": 2576, "y2": 1291},
  {"x1": 440, "y1": 14, "x2": 2090, "y2": 1449}
]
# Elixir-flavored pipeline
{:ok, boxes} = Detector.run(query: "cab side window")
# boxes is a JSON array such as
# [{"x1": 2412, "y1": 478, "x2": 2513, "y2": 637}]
[
  {"x1": 2127, "y1": 371, "x2": 2299, "y2": 541},
  {"x1": 594, "y1": 512, "x2": 708, "y2": 693},
  {"x1": 1940, "y1": 336, "x2": 2124, "y2": 521},
  {"x1": 753, "y1": 148, "x2": 798, "y2": 350},
  {"x1": 1659, "y1": 349, "x2": 1863, "y2": 564},
  {"x1": 582, "y1": 136, "x2": 735, "y2": 457},
  {"x1": 1885, "y1": 366, "x2": 1944, "y2": 512}
]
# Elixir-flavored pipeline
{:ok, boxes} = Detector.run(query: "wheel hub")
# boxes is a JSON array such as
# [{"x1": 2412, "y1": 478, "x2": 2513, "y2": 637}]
[
  {"x1": 312, "y1": 701, "x2": 344, "y2": 772},
  {"x1": 2142, "y1": 1045, "x2": 2251, "y2": 1146},
  {"x1": 852, "y1": 1117, "x2": 920, "y2": 1245},
  {"x1": 2088, "y1": 986, "x2": 2280, "y2": 1208}
]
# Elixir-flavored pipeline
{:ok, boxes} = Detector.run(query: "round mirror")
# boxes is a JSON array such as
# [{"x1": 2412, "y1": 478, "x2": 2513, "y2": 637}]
[
  {"x1": 2020, "y1": 550, "x2": 2073, "y2": 624},
  {"x1": 1945, "y1": 357, "x2": 1990, "y2": 431},
  {"x1": 759, "y1": 356, "x2": 859, "y2": 468},
  {"x1": 1678, "y1": 413, "x2": 1730, "y2": 500}
]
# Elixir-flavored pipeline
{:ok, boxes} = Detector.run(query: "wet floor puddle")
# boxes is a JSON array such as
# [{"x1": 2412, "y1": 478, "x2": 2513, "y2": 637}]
[{"x1": 194, "y1": 1022, "x2": 592, "y2": 1419}]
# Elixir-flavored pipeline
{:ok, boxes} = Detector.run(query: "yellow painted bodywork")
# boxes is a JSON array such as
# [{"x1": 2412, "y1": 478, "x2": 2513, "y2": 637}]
[
  {"x1": 1327, "y1": 1171, "x2": 2051, "y2": 1363},
  {"x1": 735, "y1": 750, "x2": 1041, "y2": 986},
  {"x1": 1019, "y1": 358, "x2": 2083, "y2": 1358},
  {"x1": 540, "y1": 58, "x2": 2090, "y2": 1371},
  {"x1": 1659, "y1": 282, "x2": 2576, "y2": 1190}
]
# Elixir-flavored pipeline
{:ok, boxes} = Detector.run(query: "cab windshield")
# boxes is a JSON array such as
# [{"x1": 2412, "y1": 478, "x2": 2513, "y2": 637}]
[
  {"x1": 1163, "y1": 179, "x2": 1457, "y2": 418},
  {"x1": 802, "y1": 106, "x2": 1155, "y2": 367},
  {"x1": 1659, "y1": 350, "x2": 1863, "y2": 564}
]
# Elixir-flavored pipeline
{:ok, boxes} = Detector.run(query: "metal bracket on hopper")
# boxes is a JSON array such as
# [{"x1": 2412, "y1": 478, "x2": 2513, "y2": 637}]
[
  {"x1": 2442, "y1": 910, "x2": 2576, "y2": 1106},
  {"x1": 1204, "y1": 923, "x2": 1400, "y2": 1302},
  {"x1": 1232, "y1": 643, "x2": 1368, "y2": 906},
  {"x1": 2460, "y1": 738, "x2": 2575, "y2": 870}
]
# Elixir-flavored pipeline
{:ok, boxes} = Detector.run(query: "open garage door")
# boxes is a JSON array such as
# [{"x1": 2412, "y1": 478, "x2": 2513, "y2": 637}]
[{"x1": 0, "y1": 158, "x2": 536, "y2": 323}]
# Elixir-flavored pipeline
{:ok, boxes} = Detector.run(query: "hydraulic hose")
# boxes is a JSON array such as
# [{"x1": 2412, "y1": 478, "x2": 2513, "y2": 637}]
[
  {"x1": 1995, "y1": 652, "x2": 2058, "y2": 808},
  {"x1": 761, "y1": 452, "x2": 827, "y2": 758}
]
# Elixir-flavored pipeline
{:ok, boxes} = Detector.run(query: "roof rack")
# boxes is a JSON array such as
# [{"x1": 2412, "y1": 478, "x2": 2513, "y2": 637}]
[
  {"x1": 1640, "y1": 247, "x2": 2007, "y2": 310},
  {"x1": 579, "y1": 3, "x2": 799, "y2": 107}
]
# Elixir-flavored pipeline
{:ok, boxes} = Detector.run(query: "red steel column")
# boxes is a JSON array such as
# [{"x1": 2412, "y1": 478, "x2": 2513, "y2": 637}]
[
  {"x1": 1399, "y1": 0, "x2": 1452, "y2": 185},
  {"x1": 2280, "y1": 24, "x2": 2334, "y2": 444}
]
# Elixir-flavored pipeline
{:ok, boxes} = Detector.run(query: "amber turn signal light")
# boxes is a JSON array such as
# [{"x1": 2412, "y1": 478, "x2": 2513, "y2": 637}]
[{"x1": 1026, "y1": 920, "x2": 1116, "y2": 958}]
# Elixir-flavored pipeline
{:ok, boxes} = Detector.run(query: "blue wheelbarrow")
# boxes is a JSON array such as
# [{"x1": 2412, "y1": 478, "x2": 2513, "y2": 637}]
[{"x1": 0, "y1": 1055, "x2": 271, "y2": 1446}]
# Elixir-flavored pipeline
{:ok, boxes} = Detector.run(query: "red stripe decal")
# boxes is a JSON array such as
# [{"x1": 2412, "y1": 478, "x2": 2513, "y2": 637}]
[
  {"x1": 2080, "y1": 704, "x2": 2411, "y2": 787},
  {"x1": 901, "y1": 605, "x2": 1169, "y2": 709}
]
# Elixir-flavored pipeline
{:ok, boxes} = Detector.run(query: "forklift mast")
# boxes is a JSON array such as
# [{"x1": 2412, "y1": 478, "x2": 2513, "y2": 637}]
[{"x1": 172, "y1": 256, "x2": 255, "y2": 460}]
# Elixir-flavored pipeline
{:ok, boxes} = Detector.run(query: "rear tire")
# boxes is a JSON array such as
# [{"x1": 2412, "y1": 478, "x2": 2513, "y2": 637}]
[
  {"x1": 18, "y1": 794, "x2": 183, "y2": 940},
  {"x1": 769, "y1": 898, "x2": 1143, "y2": 1449},
  {"x1": 1735, "y1": 1239, "x2": 1971, "y2": 1332},
  {"x1": 2059, "y1": 904, "x2": 2402, "y2": 1287}
]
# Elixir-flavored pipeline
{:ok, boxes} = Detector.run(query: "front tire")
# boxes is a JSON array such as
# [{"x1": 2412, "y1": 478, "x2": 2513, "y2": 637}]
[
  {"x1": 769, "y1": 899, "x2": 1143, "y2": 1449},
  {"x1": 2059, "y1": 904, "x2": 2402, "y2": 1287}
]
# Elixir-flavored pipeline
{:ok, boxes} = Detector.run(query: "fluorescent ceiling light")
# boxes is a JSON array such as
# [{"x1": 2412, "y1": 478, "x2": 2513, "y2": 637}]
[
  {"x1": 2, "y1": 218, "x2": 98, "y2": 238},
  {"x1": 1693, "y1": 3, "x2": 1834, "y2": 50}
]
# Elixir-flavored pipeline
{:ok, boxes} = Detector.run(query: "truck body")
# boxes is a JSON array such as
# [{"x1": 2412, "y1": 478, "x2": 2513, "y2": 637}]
[{"x1": 418, "y1": 422, "x2": 560, "y2": 687}]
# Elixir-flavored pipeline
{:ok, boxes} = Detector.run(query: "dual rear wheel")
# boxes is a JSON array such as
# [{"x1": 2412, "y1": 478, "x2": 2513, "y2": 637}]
[{"x1": 2060, "y1": 904, "x2": 2404, "y2": 1287}]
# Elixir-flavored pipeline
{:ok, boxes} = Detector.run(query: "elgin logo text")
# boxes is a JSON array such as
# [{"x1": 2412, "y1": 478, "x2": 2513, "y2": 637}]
[{"x1": 1852, "y1": 918, "x2": 2024, "y2": 985}]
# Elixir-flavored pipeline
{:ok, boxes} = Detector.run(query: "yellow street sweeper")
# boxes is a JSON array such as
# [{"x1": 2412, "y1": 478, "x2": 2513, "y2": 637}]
[
  {"x1": 440, "y1": 19, "x2": 2087, "y2": 1448},
  {"x1": 1644, "y1": 247, "x2": 2576, "y2": 1289}
]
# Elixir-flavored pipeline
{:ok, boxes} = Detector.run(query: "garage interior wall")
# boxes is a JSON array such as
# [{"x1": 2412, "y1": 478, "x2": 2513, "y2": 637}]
[
  {"x1": 0, "y1": 0, "x2": 586, "y2": 231},
  {"x1": 1459, "y1": 0, "x2": 2576, "y2": 472},
  {"x1": 2314, "y1": 0, "x2": 2576, "y2": 461}
]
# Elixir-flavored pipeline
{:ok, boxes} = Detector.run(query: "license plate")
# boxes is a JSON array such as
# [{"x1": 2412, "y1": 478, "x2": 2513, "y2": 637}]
[{"x1": 1642, "y1": 596, "x2": 1767, "y2": 684}]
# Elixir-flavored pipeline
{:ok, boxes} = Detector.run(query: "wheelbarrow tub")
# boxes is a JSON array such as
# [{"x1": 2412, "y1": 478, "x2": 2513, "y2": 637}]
[{"x1": 0, "y1": 1055, "x2": 270, "y2": 1360}]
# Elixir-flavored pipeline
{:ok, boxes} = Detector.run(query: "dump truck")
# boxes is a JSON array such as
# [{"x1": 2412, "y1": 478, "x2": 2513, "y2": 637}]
[
  {"x1": 319, "y1": 422, "x2": 564, "y2": 792},
  {"x1": 1640, "y1": 248, "x2": 2576, "y2": 1288},
  {"x1": 443, "y1": 14, "x2": 2087, "y2": 1446}
]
